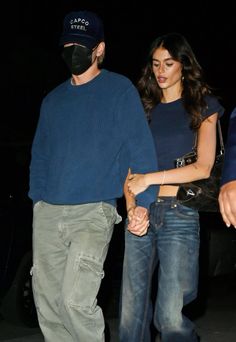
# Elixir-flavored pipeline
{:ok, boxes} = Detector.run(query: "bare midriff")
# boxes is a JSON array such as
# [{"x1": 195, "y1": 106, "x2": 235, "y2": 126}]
[{"x1": 158, "y1": 185, "x2": 179, "y2": 197}]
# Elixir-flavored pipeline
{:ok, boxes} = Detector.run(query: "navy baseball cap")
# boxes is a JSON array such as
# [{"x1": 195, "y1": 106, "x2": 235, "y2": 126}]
[{"x1": 59, "y1": 10, "x2": 104, "y2": 49}]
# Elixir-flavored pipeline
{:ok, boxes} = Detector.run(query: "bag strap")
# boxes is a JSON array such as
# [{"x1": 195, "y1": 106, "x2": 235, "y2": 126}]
[
  {"x1": 193, "y1": 119, "x2": 224, "y2": 154},
  {"x1": 217, "y1": 119, "x2": 225, "y2": 155}
]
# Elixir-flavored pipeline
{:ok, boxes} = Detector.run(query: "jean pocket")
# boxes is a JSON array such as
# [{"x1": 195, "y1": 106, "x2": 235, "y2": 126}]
[
  {"x1": 174, "y1": 203, "x2": 199, "y2": 219},
  {"x1": 100, "y1": 202, "x2": 122, "y2": 226}
]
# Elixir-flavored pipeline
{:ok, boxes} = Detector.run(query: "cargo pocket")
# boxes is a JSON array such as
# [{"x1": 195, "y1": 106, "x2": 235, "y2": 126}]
[{"x1": 69, "y1": 256, "x2": 104, "y2": 313}]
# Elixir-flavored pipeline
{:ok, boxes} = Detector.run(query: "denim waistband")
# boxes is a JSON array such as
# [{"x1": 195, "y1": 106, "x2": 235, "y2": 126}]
[
  {"x1": 154, "y1": 196, "x2": 198, "y2": 212},
  {"x1": 155, "y1": 196, "x2": 177, "y2": 205}
]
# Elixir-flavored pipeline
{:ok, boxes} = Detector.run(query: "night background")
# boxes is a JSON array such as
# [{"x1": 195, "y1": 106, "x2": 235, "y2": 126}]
[
  {"x1": 1, "y1": 1, "x2": 236, "y2": 339},
  {"x1": 2, "y1": 0, "x2": 236, "y2": 144}
]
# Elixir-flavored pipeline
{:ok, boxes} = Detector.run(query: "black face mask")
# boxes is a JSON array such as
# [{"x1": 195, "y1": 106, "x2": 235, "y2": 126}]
[{"x1": 61, "y1": 45, "x2": 93, "y2": 75}]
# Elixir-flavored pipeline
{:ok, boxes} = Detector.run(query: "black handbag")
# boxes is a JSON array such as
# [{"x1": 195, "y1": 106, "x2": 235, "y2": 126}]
[{"x1": 175, "y1": 120, "x2": 224, "y2": 212}]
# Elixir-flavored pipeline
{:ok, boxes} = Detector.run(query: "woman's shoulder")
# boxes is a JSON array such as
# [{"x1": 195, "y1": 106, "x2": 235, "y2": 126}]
[{"x1": 203, "y1": 95, "x2": 225, "y2": 119}]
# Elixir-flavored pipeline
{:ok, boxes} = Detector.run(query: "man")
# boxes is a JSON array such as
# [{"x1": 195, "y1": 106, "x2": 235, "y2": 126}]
[
  {"x1": 219, "y1": 107, "x2": 236, "y2": 228},
  {"x1": 28, "y1": 10, "x2": 157, "y2": 342}
]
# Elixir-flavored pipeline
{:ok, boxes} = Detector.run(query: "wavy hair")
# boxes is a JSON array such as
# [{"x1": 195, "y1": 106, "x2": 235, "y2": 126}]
[{"x1": 137, "y1": 32, "x2": 212, "y2": 129}]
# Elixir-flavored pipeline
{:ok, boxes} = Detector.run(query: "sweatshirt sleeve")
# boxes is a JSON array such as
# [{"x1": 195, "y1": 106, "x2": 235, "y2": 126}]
[
  {"x1": 118, "y1": 84, "x2": 159, "y2": 209},
  {"x1": 221, "y1": 108, "x2": 236, "y2": 185},
  {"x1": 28, "y1": 100, "x2": 49, "y2": 203}
]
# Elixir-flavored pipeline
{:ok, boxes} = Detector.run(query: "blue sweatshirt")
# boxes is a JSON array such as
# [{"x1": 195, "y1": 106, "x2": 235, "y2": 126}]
[
  {"x1": 29, "y1": 69, "x2": 158, "y2": 208},
  {"x1": 221, "y1": 107, "x2": 236, "y2": 185}
]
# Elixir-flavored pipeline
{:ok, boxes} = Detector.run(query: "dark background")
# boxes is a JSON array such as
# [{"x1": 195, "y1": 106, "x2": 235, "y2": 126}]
[
  {"x1": 1, "y1": 0, "x2": 236, "y2": 332},
  {"x1": 2, "y1": 0, "x2": 236, "y2": 143}
]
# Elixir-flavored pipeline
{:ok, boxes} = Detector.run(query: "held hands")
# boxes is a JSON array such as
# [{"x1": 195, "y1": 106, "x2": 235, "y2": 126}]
[
  {"x1": 128, "y1": 173, "x2": 148, "y2": 196},
  {"x1": 127, "y1": 206, "x2": 149, "y2": 236},
  {"x1": 219, "y1": 180, "x2": 236, "y2": 228},
  {"x1": 125, "y1": 169, "x2": 150, "y2": 236}
]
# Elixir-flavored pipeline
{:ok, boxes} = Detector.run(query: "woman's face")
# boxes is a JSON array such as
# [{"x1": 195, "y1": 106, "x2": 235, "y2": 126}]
[{"x1": 152, "y1": 46, "x2": 183, "y2": 92}]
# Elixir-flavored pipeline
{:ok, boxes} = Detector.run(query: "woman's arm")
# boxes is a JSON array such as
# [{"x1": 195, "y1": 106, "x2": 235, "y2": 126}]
[
  {"x1": 219, "y1": 109, "x2": 236, "y2": 228},
  {"x1": 128, "y1": 113, "x2": 218, "y2": 195}
]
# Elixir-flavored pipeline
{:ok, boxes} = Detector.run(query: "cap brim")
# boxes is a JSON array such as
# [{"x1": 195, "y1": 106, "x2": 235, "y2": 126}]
[{"x1": 59, "y1": 34, "x2": 98, "y2": 49}]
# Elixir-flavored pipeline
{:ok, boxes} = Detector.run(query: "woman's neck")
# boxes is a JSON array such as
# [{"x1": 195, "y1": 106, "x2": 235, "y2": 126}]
[{"x1": 161, "y1": 84, "x2": 182, "y2": 103}]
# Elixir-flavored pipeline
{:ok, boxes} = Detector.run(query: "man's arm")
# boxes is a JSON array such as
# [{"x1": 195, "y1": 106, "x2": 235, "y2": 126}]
[
  {"x1": 219, "y1": 180, "x2": 236, "y2": 228},
  {"x1": 119, "y1": 85, "x2": 158, "y2": 234},
  {"x1": 28, "y1": 102, "x2": 48, "y2": 204},
  {"x1": 219, "y1": 108, "x2": 236, "y2": 227},
  {"x1": 124, "y1": 169, "x2": 150, "y2": 236},
  {"x1": 121, "y1": 86, "x2": 159, "y2": 209}
]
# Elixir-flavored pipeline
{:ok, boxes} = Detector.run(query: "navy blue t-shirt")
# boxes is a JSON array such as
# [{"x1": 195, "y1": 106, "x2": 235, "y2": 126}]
[{"x1": 149, "y1": 96, "x2": 224, "y2": 171}]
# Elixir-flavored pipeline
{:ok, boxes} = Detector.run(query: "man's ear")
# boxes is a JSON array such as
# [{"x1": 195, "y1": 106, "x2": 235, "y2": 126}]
[{"x1": 96, "y1": 42, "x2": 105, "y2": 57}]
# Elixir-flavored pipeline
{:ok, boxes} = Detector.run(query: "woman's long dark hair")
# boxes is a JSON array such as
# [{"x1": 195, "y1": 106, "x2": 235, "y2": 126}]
[{"x1": 137, "y1": 32, "x2": 212, "y2": 129}]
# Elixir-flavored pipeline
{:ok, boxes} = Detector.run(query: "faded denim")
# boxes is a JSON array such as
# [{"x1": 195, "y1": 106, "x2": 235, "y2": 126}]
[
  {"x1": 32, "y1": 201, "x2": 121, "y2": 342},
  {"x1": 119, "y1": 197, "x2": 200, "y2": 342}
]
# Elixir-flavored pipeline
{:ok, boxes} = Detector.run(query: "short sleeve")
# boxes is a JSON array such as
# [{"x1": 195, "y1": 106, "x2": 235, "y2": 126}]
[{"x1": 202, "y1": 95, "x2": 224, "y2": 119}]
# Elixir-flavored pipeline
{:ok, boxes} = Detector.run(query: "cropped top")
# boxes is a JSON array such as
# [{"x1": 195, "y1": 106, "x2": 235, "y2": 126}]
[{"x1": 149, "y1": 95, "x2": 224, "y2": 171}]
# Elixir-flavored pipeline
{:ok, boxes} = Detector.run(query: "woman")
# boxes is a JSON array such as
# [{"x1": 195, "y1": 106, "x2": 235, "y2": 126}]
[{"x1": 119, "y1": 33, "x2": 224, "y2": 342}]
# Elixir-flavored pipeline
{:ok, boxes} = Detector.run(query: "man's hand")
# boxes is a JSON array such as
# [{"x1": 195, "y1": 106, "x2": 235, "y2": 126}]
[
  {"x1": 219, "y1": 180, "x2": 236, "y2": 228},
  {"x1": 127, "y1": 206, "x2": 149, "y2": 236}
]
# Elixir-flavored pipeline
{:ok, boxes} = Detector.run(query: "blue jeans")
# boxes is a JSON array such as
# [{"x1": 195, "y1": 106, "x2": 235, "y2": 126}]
[
  {"x1": 32, "y1": 201, "x2": 121, "y2": 342},
  {"x1": 119, "y1": 197, "x2": 200, "y2": 342}
]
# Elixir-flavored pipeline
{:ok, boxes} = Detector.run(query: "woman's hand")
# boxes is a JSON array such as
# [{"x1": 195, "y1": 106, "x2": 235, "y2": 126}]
[{"x1": 128, "y1": 173, "x2": 148, "y2": 196}]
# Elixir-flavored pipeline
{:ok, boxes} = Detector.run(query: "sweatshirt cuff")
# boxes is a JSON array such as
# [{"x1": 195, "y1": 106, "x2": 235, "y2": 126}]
[{"x1": 135, "y1": 185, "x2": 158, "y2": 209}]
